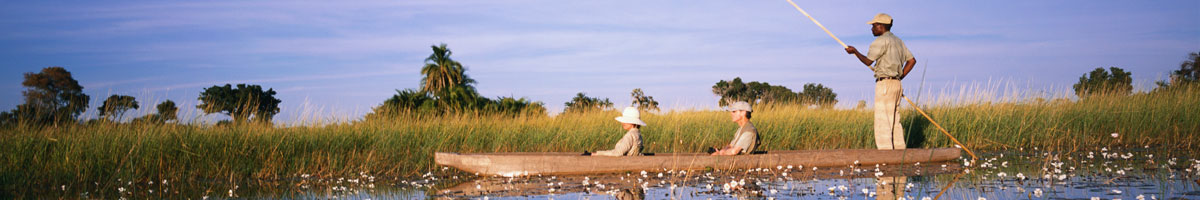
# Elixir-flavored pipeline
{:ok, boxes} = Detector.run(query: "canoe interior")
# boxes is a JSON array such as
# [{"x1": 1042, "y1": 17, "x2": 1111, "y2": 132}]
[{"x1": 436, "y1": 148, "x2": 963, "y2": 176}]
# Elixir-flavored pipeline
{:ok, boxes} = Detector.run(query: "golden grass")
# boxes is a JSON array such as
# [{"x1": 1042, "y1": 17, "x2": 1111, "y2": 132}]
[{"x1": 0, "y1": 85, "x2": 1196, "y2": 194}]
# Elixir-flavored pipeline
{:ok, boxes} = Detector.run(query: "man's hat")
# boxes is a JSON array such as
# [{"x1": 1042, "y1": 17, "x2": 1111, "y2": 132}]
[
  {"x1": 726, "y1": 101, "x2": 752, "y2": 112},
  {"x1": 867, "y1": 13, "x2": 893, "y2": 25},
  {"x1": 614, "y1": 107, "x2": 647, "y2": 126}
]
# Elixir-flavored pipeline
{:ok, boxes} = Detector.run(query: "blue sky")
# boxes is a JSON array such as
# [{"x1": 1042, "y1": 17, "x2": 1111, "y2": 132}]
[{"x1": 1, "y1": 1, "x2": 1197, "y2": 124}]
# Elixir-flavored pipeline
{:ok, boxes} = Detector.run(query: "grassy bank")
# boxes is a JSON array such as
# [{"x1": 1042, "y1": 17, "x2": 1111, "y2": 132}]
[{"x1": 1, "y1": 86, "x2": 1197, "y2": 195}]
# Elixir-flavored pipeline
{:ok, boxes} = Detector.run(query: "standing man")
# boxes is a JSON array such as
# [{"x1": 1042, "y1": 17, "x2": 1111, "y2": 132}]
[{"x1": 844, "y1": 13, "x2": 915, "y2": 150}]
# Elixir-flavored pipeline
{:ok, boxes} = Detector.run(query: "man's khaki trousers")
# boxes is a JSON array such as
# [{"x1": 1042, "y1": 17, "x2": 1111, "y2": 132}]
[{"x1": 874, "y1": 79, "x2": 906, "y2": 150}]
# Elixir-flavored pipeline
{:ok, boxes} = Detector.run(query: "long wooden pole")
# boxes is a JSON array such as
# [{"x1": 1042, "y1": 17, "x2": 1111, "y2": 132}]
[
  {"x1": 785, "y1": 0, "x2": 847, "y2": 48},
  {"x1": 903, "y1": 95, "x2": 978, "y2": 160}
]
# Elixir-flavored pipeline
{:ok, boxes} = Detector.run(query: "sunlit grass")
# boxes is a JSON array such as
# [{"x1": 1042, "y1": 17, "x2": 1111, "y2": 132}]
[{"x1": 0, "y1": 85, "x2": 1196, "y2": 196}]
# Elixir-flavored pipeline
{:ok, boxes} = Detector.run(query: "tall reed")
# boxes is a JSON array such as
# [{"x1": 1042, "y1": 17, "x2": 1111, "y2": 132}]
[{"x1": 0, "y1": 85, "x2": 1196, "y2": 196}]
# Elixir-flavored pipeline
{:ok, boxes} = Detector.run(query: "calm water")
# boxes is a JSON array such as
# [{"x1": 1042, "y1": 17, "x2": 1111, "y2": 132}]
[{"x1": 25, "y1": 147, "x2": 1200, "y2": 199}]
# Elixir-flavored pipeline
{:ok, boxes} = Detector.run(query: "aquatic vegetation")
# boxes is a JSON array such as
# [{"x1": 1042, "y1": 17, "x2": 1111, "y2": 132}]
[{"x1": 0, "y1": 86, "x2": 1196, "y2": 198}]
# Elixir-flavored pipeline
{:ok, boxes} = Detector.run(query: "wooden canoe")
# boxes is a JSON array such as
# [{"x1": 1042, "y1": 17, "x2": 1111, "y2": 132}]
[{"x1": 435, "y1": 148, "x2": 961, "y2": 176}]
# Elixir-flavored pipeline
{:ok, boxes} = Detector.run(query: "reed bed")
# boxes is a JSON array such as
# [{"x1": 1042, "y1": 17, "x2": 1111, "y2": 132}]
[{"x1": 0, "y1": 86, "x2": 1196, "y2": 194}]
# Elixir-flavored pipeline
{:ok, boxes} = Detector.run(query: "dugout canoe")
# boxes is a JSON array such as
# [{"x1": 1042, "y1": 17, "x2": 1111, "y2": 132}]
[{"x1": 435, "y1": 148, "x2": 961, "y2": 176}]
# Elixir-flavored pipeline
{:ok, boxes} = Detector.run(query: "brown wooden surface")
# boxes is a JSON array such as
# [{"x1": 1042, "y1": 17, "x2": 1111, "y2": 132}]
[{"x1": 435, "y1": 148, "x2": 961, "y2": 176}]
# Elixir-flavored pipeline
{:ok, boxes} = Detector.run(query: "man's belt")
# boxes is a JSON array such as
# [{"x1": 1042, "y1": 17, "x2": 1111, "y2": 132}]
[{"x1": 875, "y1": 77, "x2": 900, "y2": 82}]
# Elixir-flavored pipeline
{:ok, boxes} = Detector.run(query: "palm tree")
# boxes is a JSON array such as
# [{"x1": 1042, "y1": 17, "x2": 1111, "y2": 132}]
[{"x1": 420, "y1": 43, "x2": 476, "y2": 97}]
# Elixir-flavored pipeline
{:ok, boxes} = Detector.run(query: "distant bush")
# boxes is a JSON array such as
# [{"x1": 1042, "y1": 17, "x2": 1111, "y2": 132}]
[
  {"x1": 712, "y1": 77, "x2": 837, "y2": 108},
  {"x1": 563, "y1": 92, "x2": 613, "y2": 114},
  {"x1": 365, "y1": 44, "x2": 546, "y2": 121},
  {"x1": 196, "y1": 84, "x2": 282, "y2": 124},
  {"x1": 1073, "y1": 67, "x2": 1132, "y2": 97},
  {"x1": 1155, "y1": 51, "x2": 1199, "y2": 92}
]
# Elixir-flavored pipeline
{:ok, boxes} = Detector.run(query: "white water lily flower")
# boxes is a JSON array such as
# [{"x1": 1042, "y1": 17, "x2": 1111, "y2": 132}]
[{"x1": 1111, "y1": 133, "x2": 1119, "y2": 138}]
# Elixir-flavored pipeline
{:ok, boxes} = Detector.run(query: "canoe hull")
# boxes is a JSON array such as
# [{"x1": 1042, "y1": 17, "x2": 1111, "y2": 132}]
[{"x1": 435, "y1": 148, "x2": 961, "y2": 176}]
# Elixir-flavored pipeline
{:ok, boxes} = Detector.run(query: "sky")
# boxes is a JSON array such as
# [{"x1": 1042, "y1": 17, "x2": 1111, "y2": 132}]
[{"x1": 1, "y1": 1, "x2": 1197, "y2": 124}]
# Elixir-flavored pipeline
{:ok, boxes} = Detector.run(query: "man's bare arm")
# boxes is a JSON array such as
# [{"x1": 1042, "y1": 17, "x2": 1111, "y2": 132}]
[
  {"x1": 712, "y1": 147, "x2": 742, "y2": 156},
  {"x1": 845, "y1": 46, "x2": 874, "y2": 66},
  {"x1": 900, "y1": 57, "x2": 916, "y2": 79}
]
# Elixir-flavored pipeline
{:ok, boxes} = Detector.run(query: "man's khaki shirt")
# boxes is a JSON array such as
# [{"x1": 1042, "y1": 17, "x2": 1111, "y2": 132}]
[{"x1": 867, "y1": 32, "x2": 914, "y2": 78}]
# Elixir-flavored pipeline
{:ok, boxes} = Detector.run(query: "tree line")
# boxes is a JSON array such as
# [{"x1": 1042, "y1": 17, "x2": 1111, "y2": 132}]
[
  {"x1": 1072, "y1": 51, "x2": 1198, "y2": 97},
  {"x1": 0, "y1": 67, "x2": 284, "y2": 127},
  {"x1": 3, "y1": 47, "x2": 1196, "y2": 127}
]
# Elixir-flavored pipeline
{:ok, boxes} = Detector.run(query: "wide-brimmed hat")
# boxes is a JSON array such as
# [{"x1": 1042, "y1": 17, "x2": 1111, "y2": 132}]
[
  {"x1": 614, "y1": 107, "x2": 647, "y2": 126},
  {"x1": 867, "y1": 13, "x2": 893, "y2": 25},
  {"x1": 726, "y1": 101, "x2": 752, "y2": 112}
]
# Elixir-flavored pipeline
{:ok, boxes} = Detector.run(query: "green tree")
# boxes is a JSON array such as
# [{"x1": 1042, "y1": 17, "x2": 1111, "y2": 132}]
[
  {"x1": 1073, "y1": 67, "x2": 1132, "y2": 97},
  {"x1": 197, "y1": 84, "x2": 281, "y2": 124},
  {"x1": 630, "y1": 88, "x2": 660, "y2": 112},
  {"x1": 563, "y1": 92, "x2": 613, "y2": 113},
  {"x1": 132, "y1": 100, "x2": 178, "y2": 124},
  {"x1": 366, "y1": 89, "x2": 435, "y2": 119},
  {"x1": 1155, "y1": 51, "x2": 1199, "y2": 91},
  {"x1": 712, "y1": 77, "x2": 838, "y2": 108},
  {"x1": 98, "y1": 95, "x2": 139, "y2": 121},
  {"x1": 486, "y1": 96, "x2": 547, "y2": 116},
  {"x1": 368, "y1": 43, "x2": 547, "y2": 120},
  {"x1": 758, "y1": 84, "x2": 798, "y2": 105},
  {"x1": 155, "y1": 100, "x2": 178, "y2": 122},
  {"x1": 421, "y1": 43, "x2": 477, "y2": 98},
  {"x1": 799, "y1": 83, "x2": 838, "y2": 108},
  {"x1": 712, "y1": 77, "x2": 754, "y2": 106},
  {"x1": 0, "y1": 66, "x2": 90, "y2": 126}
]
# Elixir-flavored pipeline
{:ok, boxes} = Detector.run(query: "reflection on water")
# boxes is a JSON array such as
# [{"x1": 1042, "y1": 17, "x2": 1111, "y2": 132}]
[
  {"x1": 431, "y1": 147, "x2": 1200, "y2": 199},
  {"x1": 16, "y1": 148, "x2": 1200, "y2": 199}
]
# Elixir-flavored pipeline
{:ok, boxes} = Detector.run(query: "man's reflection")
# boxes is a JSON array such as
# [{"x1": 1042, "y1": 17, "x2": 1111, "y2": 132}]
[
  {"x1": 876, "y1": 176, "x2": 907, "y2": 200},
  {"x1": 614, "y1": 187, "x2": 644, "y2": 200}
]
